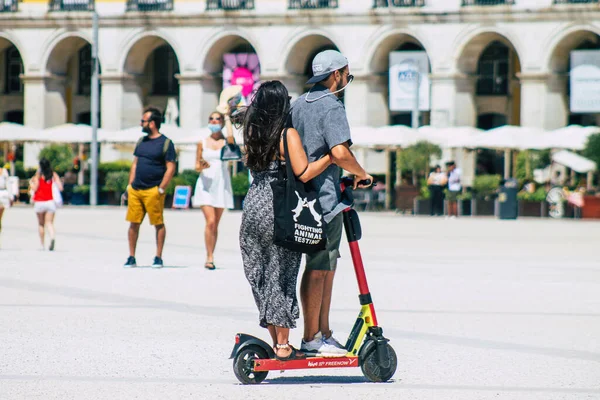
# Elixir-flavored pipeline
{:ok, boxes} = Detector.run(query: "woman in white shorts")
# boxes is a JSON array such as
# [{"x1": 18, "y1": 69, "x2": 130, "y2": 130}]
[
  {"x1": 30, "y1": 158, "x2": 63, "y2": 251},
  {"x1": 0, "y1": 166, "x2": 15, "y2": 248}
]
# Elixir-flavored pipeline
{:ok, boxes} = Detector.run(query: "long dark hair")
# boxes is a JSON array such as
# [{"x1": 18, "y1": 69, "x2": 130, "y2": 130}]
[
  {"x1": 241, "y1": 81, "x2": 290, "y2": 172},
  {"x1": 39, "y1": 158, "x2": 53, "y2": 181}
]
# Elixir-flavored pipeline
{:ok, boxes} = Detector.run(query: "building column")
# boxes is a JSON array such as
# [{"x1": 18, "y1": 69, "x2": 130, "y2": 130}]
[
  {"x1": 430, "y1": 73, "x2": 477, "y2": 128},
  {"x1": 22, "y1": 74, "x2": 67, "y2": 129},
  {"x1": 345, "y1": 75, "x2": 387, "y2": 127},
  {"x1": 545, "y1": 73, "x2": 569, "y2": 130},
  {"x1": 176, "y1": 74, "x2": 222, "y2": 129},
  {"x1": 100, "y1": 73, "x2": 144, "y2": 130},
  {"x1": 518, "y1": 72, "x2": 550, "y2": 129}
]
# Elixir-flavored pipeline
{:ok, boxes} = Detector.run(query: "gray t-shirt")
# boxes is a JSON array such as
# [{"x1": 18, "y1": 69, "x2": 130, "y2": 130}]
[{"x1": 290, "y1": 85, "x2": 352, "y2": 223}]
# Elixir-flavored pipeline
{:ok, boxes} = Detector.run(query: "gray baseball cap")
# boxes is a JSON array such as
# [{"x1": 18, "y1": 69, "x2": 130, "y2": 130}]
[{"x1": 306, "y1": 50, "x2": 349, "y2": 85}]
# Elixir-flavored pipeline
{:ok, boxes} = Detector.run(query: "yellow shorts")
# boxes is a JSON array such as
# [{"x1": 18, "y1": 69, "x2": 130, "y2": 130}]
[{"x1": 126, "y1": 186, "x2": 166, "y2": 226}]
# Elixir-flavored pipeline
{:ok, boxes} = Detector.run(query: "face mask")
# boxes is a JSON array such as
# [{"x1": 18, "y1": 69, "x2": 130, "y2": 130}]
[
  {"x1": 208, "y1": 124, "x2": 222, "y2": 133},
  {"x1": 142, "y1": 126, "x2": 151, "y2": 135}
]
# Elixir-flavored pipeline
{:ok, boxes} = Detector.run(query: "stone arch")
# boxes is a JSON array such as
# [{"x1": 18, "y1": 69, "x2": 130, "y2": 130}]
[
  {"x1": 43, "y1": 32, "x2": 93, "y2": 75},
  {"x1": 121, "y1": 32, "x2": 181, "y2": 76},
  {"x1": 0, "y1": 33, "x2": 26, "y2": 69},
  {"x1": 199, "y1": 31, "x2": 259, "y2": 74},
  {"x1": 455, "y1": 29, "x2": 522, "y2": 75},
  {"x1": 280, "y1": 30, "x2": 340, "y2": 76},
  {"x1": 366, "y1": 29, "x2": 431, "y2": 75},
  {"x1": 546, "y1": 27, "x2": 600, "y2": 73}
]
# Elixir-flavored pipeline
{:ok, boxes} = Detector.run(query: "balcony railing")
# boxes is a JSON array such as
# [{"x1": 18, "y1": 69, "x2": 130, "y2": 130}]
[
  {"x1": 554, "y1": 0, "x2": 599, "y2": 3},
  {"x1": 49, "y1": 0, "x2": 94, "y2": 11},
  {"x1": 206, "y1": 0, "x2": 254, "y2": 10},
  {"x1": 462, "y1": 0, "x2": 514, "y2": 5},
  {"x1": 0, "y1": 0, "x2": 18, "y2": 12},
  {"x1": 126, "y1": 0, "x2": 173, "y2": 11},
  {"x1": 373, "y1": 0, "x2": 425, "y2": 7},
  {"x1": 289, "y1": 0, "x2": 338, "y2": 9}
]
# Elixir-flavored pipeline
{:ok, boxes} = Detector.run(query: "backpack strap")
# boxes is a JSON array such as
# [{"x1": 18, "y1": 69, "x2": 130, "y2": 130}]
[
  {"x1": 162, "y1": 138, "x2": 171, "y2": 157},
  {"x1": 134, "y1": 136, "x2": 144, "y2": 154}
]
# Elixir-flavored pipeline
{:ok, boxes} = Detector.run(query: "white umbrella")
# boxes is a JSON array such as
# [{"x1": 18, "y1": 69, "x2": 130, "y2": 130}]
[
  {"x1": 546, "y1": 125, "x2": 600, "y2": 151},
  {"x1": 0, "y1": 122, "x2": 40, "y2": 141},
  {"x1": 470, "y1": 125, "x2": 547, "y2": 150},
  {"x1": 552, "y1": 150, "x2": 596, "y2": 173},
  {"x1": 418, "y1": 126, "x2": 483, "y2": 148},
  {"x1": 43, "y1": 123, "x2": 108, "y2": 143}
]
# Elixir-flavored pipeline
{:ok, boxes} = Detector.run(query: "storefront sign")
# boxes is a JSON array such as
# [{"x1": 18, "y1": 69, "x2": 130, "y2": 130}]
[
  {"x1": 570, "y1": 50, "x2": 600, "y2": 113},
  {"x1": 389, "y1": 51, "x2": 430, "y2": 112}
]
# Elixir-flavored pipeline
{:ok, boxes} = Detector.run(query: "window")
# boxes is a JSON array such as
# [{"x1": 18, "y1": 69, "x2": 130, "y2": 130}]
[
  {"x1": 477, "y1": 113, "x2": 507, "y2": 130},
  {"x1": 5, "y1": 46, "x2": 23, "y2": 94},
  {"x1": 78, "y1": 44, "x2": 92, "y2": 96},
  {"x1": 476, "y1": 41, "x2": 509, "y2": 96},
  {"x1": 4, "y1": 110, "x2": 23, "y2": 124},
  {"x1": 152, "y1": 46, "x2": 179, "y2": 96}
]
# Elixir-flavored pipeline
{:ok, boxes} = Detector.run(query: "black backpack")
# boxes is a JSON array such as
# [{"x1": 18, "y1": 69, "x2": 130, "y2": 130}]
[{"x1": 271, "y1": 129, "x2": 327, "y2": 254}]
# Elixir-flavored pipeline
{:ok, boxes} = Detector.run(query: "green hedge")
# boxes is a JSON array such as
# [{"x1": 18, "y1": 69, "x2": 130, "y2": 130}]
[
  {"x1": 473, "y1": 175, "x2": 501, "y2": 199},
  {"x1": 39, "y1": 144, "x2": 74, "y2": 175},
  {"x1": 232, "y1": 172, "x2": 250, "y2": 196},
  {"x1": 517, "y1": 188, "x2": 547, "y2": 202},
  {"x1": 166, "y1": 170, "x2": 199, "y2": 195},
  {"x1": 103, "y1": 171, "x2": 130, "y2": 193}
]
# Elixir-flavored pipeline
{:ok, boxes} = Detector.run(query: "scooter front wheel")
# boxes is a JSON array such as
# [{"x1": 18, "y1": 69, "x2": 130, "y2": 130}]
[
  {"x1": 233, "y1": 345, "x2": 269, "y2": 384},
  {"x1": 360, "y1": 343, "x2": 397, "y2": 382}
]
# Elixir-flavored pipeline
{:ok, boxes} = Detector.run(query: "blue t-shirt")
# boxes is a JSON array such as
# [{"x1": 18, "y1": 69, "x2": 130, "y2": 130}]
[
  {"x1": 290, "y1": 85, "x2": 352, "y2": 223},
  {"x1": 132, "y1": 134, "x2": 177, "y2": 190}
]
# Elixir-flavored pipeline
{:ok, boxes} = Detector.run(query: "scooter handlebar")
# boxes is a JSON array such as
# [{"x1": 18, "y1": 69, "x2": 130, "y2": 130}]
[{"x1": 341, "y1": 176, "x2": 373, "y2": 190}]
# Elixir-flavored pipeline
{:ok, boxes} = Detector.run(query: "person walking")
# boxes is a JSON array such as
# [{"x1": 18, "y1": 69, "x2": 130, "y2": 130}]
[
  {"x1": 427, "y1": 165, "x2": 447, "y2": 216},
  {"x1": 290, "y1": 50, "x2": 373, "y2": 356},
  {"x1": 30, "y1": 158, "x2": 63, "y2": 251},
  {"x1": 192, "y1": 111, "x2": 234, "y2": 270},
  {"x1": 239, "y1": 81, "x2": 333, "y2": 360},
  {"x1": 123, "y1": 107, "x2": 177, "y2": 268},
  {"x1": 0, "y1": 165, "x2": 15, "y2": 248},
  {"x1": 446, "y1": 161, "x2": 461, "y2": 217}
]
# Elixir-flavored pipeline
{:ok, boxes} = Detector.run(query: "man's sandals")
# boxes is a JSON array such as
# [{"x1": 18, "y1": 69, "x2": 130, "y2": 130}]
[
  {"x1": 274, "y1": 343, "x2": 306, "y2": 361},
  {"x1": 204, "y1": 262, "x2": 216, "y2": 270}
]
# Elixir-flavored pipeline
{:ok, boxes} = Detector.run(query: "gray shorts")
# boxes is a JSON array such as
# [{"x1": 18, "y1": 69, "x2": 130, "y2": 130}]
[
  {"x1": 305, "y1": 212, "x2": 344, "y2": 271},
  {"x1": 34, "y1": 200, "x2": 57, "y2": 214}
]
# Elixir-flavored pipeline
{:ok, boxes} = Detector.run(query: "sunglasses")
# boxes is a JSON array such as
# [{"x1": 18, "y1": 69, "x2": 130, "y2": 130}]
[
  {"x1": 140, "y1": 119, "x2": 150, "y2": 123},
  {"x1": 209, "y1": 117, "x2": 222, "y2": 121}
]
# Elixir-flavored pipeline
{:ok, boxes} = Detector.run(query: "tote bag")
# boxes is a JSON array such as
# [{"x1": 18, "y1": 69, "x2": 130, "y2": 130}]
[
  {"x1": 270, "y1": 130, "x2": 326, "y2": 254},
  {"x1": 52, "y1": 180, "x2": 63, "y2": 208}
]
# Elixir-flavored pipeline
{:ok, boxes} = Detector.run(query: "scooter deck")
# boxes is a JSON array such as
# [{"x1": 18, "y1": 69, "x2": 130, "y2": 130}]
[{"x1": 253, "y1": 356, "x2": 359, "y2": 372}]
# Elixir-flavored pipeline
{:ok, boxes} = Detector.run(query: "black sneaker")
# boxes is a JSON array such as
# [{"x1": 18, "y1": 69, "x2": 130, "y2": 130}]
[
  {"x1": 49, "y1": 239, "x2": 55, "y2": 251},
  {"x1": 151, "y1": 256, "x2": 164, "y2": 268},
  {"x1": 123, "y1": 256, "x2": 137, "y2": 268}
]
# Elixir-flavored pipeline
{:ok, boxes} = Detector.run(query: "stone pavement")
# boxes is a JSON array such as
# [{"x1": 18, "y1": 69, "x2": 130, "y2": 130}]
[{"x1": 0, "y1": 206, "x2": 599, "y2": 399}]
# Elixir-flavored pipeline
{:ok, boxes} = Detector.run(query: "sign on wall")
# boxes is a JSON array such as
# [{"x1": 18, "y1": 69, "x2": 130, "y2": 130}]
[
  {"x1": 389, "y1": 51, "x2": 430, "y2": 112},
  {"x1": 223, "y1": 53, "x2": 261, "y2": 104},
  {"x1": 570, "y1": 50, "x2": 600, "y2": 113}
]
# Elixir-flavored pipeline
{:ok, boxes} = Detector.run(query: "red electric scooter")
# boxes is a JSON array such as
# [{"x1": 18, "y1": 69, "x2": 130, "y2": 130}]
[{"x1": 230, "y1": 178, "x2": 397, "y2": 384}]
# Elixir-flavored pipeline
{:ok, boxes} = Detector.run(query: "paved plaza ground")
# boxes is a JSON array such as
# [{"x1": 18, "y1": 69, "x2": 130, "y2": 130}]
[{"x1": 0, "y1": 206, "x2": 599, "y2": 399}]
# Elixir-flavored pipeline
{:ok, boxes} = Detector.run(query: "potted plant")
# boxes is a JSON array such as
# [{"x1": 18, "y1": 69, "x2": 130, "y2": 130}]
[
  {"x1": 413, "y1": 179, "x2": 431, "y2": 215},
  {"x1": 518, "y1": 187, "x2": 547, "y2": 217},
  {"x1": 71, "y1": 185, "x2": 90, "y2": 205},
  {"x1": 102, "y1": 171, "x2": 130, "y2": 205},
  {"x1": 396, "y1": 141, "x2": 442, "y2": 213},
  {"x1": 457, "y1": 191, "x2": 472, "y2": 216},
  {"x1": 472, "y1": 175, "x2": 500, "y2": 216},
  {"x1": 232, "y1": 171, "x2": 250, "y2": 210}
]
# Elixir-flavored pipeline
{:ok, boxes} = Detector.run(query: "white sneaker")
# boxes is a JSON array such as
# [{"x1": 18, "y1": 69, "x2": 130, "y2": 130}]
[
  {"x1": 321, "y1": 331, "x2": 346, "y2": 350},
  {"x1": 301, "y1": 332, "x2": 347, "y2": 357}
]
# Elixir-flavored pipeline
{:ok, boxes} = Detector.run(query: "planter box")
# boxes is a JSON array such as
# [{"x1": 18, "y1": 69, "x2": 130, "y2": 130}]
[
  {"x1": 457, "y1": 199, "x2": 471, "y2": 216},
  {"x1": 71, "y1": 192, "x2": 90, "y2": 205},
  {"x1": 413, "y1": 198, "x2": 431, "y2": 215},
  {"x1": 395, "y1": 185, "x2": 419, "y2": 213},
  {"x1": 582, "y1": 196, "x2": 600, "y2": 219},
  {"x1": 472, "y1": 199, "x2": 494, "y2": 216},
  {"x1": 518, "y1": 201, "x2": 544, "y2": 217},
  {"x1": 233, "y1": 195, "x2": 245, "y2": 210}
]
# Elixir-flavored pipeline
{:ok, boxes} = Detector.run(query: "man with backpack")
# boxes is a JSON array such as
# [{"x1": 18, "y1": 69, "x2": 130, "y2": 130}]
[{"x1": 124, "y1": 106, "x2": 177, "y2": 268}]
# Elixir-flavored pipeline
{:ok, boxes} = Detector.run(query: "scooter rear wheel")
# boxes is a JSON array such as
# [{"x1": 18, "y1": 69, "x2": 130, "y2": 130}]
[
  {"x1": 360, "y1": 343, "x2": 397, "y2": 382},
  {"x1": 233, "y1": 345, "x2": 269, "y2": 384}
]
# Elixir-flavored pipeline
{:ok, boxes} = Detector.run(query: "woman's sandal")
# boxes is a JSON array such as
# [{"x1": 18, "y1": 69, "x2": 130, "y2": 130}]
[
  {"x1": 274, "y1": 343, "x2": 306, "y2": 361},
  {"x1": 204, "y1": 262, "x2": 216, "y2": 270}
]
